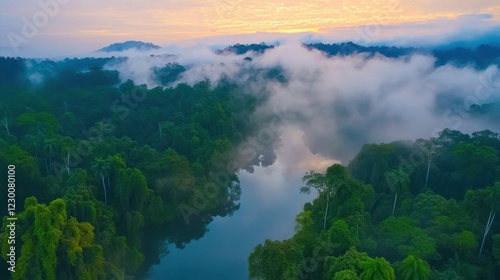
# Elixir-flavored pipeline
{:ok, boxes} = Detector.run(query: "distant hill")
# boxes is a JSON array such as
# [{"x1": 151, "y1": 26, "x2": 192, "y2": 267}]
[
  {"x1": 217, "y1": 42, "x2": 500, "y2": 69},
  {"x1": 97, "y1": 41, "x2": 161, "y2": 52},
  {"x1": 216, "y1": 43, "x2": 276, "y2": 55},
  {"x1": 432, "y1": 44, "x2": 500, "y2": 68},
  {"x1": 304, "y1": 42, "x2": 422, "y2": 58}
]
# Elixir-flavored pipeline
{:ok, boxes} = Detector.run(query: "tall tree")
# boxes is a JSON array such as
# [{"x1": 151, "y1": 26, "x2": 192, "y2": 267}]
[
  {"x1": 478, "y1": 182, "x2": 500, "y2": 257},
  {"x1": 107, "y1": 154, "x2": 126, "y2": 197},
  {"x1": 90, "y1": 158, "x2": 111, "y2": 204},
  {"x1": 59, "y1": 136, "x2": 75, "y2": 175},
  {"x1": 301, "y1": 164, "x2": 348, "y2": 230},
  {"x1": 385, "y1": 168, "x2": 410, "y2": 216},
  {"x1": 415, "y1": 138, "x2": 442, "y2": 190}
]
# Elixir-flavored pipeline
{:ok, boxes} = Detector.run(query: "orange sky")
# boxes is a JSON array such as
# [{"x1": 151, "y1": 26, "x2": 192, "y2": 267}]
[
  {"x1": 64, "y1": 0, "x2": 500, "y2": 41},
  {"x1": 1, "y1": 0, "x2": 500, "y2": 56}
]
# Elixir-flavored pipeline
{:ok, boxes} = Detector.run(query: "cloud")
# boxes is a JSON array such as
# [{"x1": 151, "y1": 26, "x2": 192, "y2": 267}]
[
  {"x1": 1, "y1": 0, "x2": 500, "y2": 57},
  {"x1": 84, "y1": 34, "x2": 500, "y2": 165},
  {"x1": 103, "y1": 53, "x2": 176, "y2": 87},
  {"x1": 254, "y1": 43, "x2": 500, "y2": 162},
  {"x1": 135, "y1": 41, "x2": 498, "y2": 164},
  {"x1": 308, "y1": 13, "x2": 500, "y2": 48}
]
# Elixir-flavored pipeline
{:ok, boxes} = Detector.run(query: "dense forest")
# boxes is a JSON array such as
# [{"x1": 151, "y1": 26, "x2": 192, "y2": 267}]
[
  {"x1": 1, "y1": 42, "x2": 499, "y2": 280},
  {"x1": 248, "y1": 129, "x2": 500, "y2": 279},
  {"x1": 220, "y1": 42, "x2": 500, "y2": 69},
  {"x1": 0, "y1": 56, "x2": 280, "y2": 279}
]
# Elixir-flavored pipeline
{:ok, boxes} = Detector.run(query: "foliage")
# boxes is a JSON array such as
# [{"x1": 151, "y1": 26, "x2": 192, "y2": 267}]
[
  {"x1": 358, "y1": 257, "x2": 395, "y2": 280},
  {"x1": 398, "y1": 255, "x2": 431, "y2": 280},
  {"x1": 250, "y1": 129, "x2": 500, "y2": 279},
  {"x1": 0, "y1": 58, "x2": 263, "y2": 279}
]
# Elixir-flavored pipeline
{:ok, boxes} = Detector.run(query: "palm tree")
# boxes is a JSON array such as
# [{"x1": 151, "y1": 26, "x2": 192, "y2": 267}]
[
  {"x1": 399, "y1": 255, "x2": 430, "y2": 280},
  {"x1": 359, "y1": 257, "x2": 395, "y2": 280},
  {"x1": 385, "y1": 168, "x2": 410, "y2": 216},
  {"x1": 301, "y1": 164, "x2": 347, "y2": 230},
  {"x1": 478, "y1": 182, "x2": 500, "y2": 257},
  {"x1": 91, "y1": 158, "x2": 111, "y2": 204}
]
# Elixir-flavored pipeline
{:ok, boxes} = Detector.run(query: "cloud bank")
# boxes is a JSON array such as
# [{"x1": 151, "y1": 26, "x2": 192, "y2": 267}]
[{"x1": 105, "y1": 41, "x2": 500, "y2": 163}]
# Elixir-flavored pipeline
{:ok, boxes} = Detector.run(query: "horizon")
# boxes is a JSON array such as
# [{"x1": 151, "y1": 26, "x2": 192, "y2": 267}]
[{"x1": 1, "y1": 1, "x2": 500, "y2": 58}]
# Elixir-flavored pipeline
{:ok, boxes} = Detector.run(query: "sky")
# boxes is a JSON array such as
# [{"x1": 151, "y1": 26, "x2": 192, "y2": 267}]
[{"x1": 1, "y1": 0, "x2": 500, "y2": 57}]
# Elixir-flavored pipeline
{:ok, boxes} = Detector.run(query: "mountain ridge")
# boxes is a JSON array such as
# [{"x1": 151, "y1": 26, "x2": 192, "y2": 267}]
[{"x1": 97, "y1": 40, "x2": 161, "y2": 52}]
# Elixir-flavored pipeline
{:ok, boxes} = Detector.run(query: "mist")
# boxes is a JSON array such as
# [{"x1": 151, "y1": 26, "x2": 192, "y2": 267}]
[{"x1": 103, "y1": 41, "x2": 500, "y2": 163}]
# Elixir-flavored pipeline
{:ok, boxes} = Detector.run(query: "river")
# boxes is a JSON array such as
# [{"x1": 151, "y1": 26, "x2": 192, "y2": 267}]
[{"x1": 146, "y1": 127, "x2": 336, "y2": 280}]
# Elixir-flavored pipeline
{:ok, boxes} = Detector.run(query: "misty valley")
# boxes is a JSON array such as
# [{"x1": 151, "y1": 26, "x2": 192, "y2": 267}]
[{"x1": 1, "y1": 41, "x2": 500, "y2": 280}]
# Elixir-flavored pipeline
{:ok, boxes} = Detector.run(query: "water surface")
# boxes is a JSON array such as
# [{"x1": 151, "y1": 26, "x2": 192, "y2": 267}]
[{"x1": 148, "y1": 127, "x2": 335, "y2": 280}]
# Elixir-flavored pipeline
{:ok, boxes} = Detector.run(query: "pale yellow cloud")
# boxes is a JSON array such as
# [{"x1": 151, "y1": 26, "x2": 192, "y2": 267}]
[
  {"x1": 1, "y1": 0, "x2": 499, "y2": 56},
  {"x1": 20, "y1": 0, "x2": 497, "y2": 43}
]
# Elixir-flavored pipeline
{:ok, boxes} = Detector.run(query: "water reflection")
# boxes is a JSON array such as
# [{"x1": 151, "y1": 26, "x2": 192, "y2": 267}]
[{"x1": 144, "y1": 126, "x2": 336, "y2": 280}]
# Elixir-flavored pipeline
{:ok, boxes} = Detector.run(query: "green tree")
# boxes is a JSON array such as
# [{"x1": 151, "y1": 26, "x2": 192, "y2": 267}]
[
  {"x1": 90, "y1": 158, "x2": 111, "y2": 204},
  {"x1": 3, "y1": 197, "x2": 103, "y2": 280},
  {"x1": 334, "y1": 269, "x2": 361, "y2": 280},
  {"x1": 327, "y1": 219, "x2": 359, "y2": 254},
  {"x1": 453, "y1": 143, "x2": 498, "y2": 188},
  {"x1": 301, "y1": 164, "x2": 348, "y2": 230},
  {"x1": 492, "y1": 234, "x2": 500, "y2": 266},
  {"x1": 415, "y1": 138, "x2": 442, "y2": 190},
  {"x1": 378, "y1": 216, "x2": 437, "y2": 260},
  {"x1": 293, "y1": 210, "x2": 316, "y2": 251},
  {"x1": 21, "y1": 132, "x2": 44, "y2": 161},
  {"x1": 43, "y1": 137, "x2": 59, "y2": 175},
  {"x1": 107, "y1": 154, "x2": 126, "y2": 197},
  {"x1": 451, "y1": 230, "x2": 477, "y2": 257},
  {"x1": 479, "y1": 182, "x2": 500, "y2": 257},
  {"x1": 324, "y1": 247, "x2": 369, "y2": 279},
  {"x1": 16, "y1": 111, "x2": 58, "y2": 136},
  {"x1": 399, "y1": 255, "x2": 430, "y2": 280},
  {"x1": 248, "y1": 239, "x2": 303, "y2": 280},
  {"x1": 385, "y1": 168, "x2": 410, "y2": 216},
  {"x1": 358, "y1": 257, "x2": 395, "y2": 280},
  {"x1": 59, "y1": 136, "x2": 76, "y2": 175}
]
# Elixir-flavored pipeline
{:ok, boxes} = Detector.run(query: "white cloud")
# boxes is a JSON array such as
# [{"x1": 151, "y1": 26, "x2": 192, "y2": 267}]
[{"x1": 144, "y1": 41, "x2": 500, "y2": 163}]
